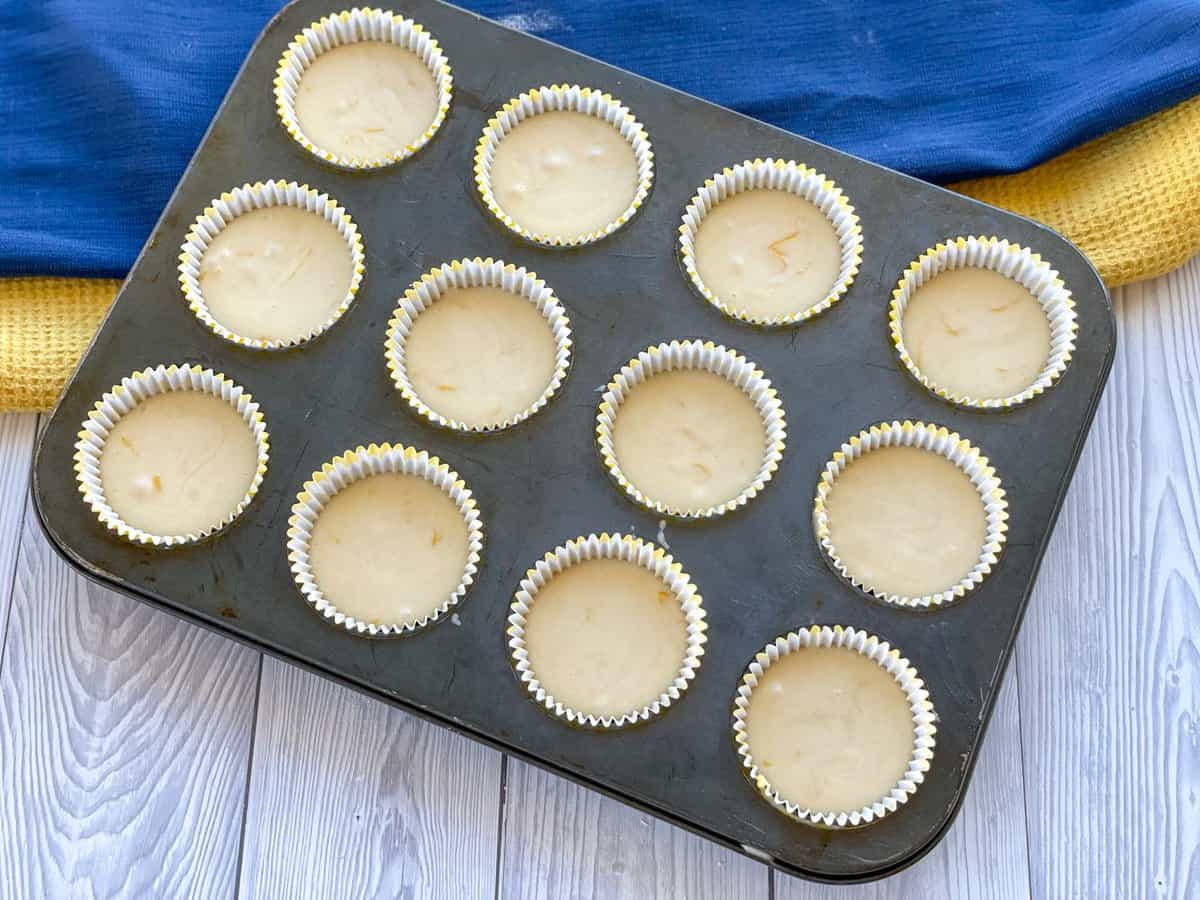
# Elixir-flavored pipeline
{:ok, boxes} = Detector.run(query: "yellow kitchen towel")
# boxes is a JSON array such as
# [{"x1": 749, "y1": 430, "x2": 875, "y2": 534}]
[{"x1": 3, "y1": 94, "x2": 1199, "y2": 412}]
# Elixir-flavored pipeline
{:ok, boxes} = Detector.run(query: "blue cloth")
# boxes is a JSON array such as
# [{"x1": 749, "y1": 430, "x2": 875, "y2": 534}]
[{"x1": 3, "y1": 1, "x2": 1200, "y2": 277}]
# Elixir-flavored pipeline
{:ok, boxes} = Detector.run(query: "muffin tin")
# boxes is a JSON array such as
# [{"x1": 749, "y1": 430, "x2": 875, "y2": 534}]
[{"x1": 32, "y1": 0, "x2": 1115, "y2": 884}]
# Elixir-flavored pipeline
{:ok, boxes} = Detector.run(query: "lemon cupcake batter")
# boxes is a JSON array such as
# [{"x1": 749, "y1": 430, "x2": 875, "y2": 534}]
[
  {"x1": 521, "y1": 558, "x2": 688, "y2": 718},
  {"x1": 694, "y1": 189, "x2": 842, "y2": 320},
  {"x1": 490, "y1": 110, "x2": 638, "y2": 239},
  {"x1": 99, "y1": 391, "x2": 259, "y2": 537},
  {"x1": 294, "y1": 41, "x2": 438, "y2": 160},
  {"x1": 901, "y1": 267, "x2": 1051, "y2": 399},
  {"x1": 403, "y1": 286, "x2": 557, "y2": 427},
  {"x1": 745, "y1": 645, "x2": 915, "y2": 813},
  {"x1": 824, "y1": 445, "x2": 987, "y2": 598},
  {"x1": 198, "y1": 205, "x2": 353, "y2": 343},
  {"x1": 612, "y1": 369, "x2": 766, "y2": 513},
  {"x1": 308, "y1": 473, "x2": 468, "y2": 628}
]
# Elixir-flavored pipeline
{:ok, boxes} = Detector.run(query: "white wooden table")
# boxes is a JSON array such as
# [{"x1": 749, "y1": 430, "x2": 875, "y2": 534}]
[{"x1": 1, "y1": 258, "x2": 1196, "y2": 899}]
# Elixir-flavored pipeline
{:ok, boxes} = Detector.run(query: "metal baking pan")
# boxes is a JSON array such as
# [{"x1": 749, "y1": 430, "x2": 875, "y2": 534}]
[{"x1": 32, "y1": 0, "x2": 1115, "y2": 883}]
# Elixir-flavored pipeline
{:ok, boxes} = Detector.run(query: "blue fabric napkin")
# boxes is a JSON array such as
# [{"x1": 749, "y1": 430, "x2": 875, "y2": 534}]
[{"x1": 3, "y1": 0, "x2": 1199, "y2": 277}]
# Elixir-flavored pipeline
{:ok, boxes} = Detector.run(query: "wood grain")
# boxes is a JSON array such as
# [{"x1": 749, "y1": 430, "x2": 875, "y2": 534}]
[
  {"x1": 775, "y1": 668, "x2": 1030, "y2": 899},
  {"x1": 0, "y1": 493, "x2": 260, "y2": 899},
  {"x1": 1016, "y1": 259, "x2": 1200, "y2": 899},
  {"x1": 0, "y1": 413, "x2": 37, "y2": 653},
  {"x1": 498, "y1": 758, "x2": 769, "y2": 900},
  {"x1": 237, "y1": 656, "x2": 503, "y2": 900}
]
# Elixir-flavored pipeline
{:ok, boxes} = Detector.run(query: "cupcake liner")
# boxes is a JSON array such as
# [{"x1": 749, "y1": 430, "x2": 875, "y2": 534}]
[
  {"x1": 286, "y1": 443, "x2": 483, "y2": 637},
  {"x1": 596, "y1": 339, "x2": 787, "y2": 520},
  {"x1": 73, "y1": 363, "x2": 270, "y2": 548},
  {"x1": 506, "y1": 532, "x2": 707, "y2": 729},
  {"x1": 812, "y1": 420, "x2": 1008, "y2": 609},
  {"x1": 178, "y1": 179, "x2": 366, "y2": 350},
  {"x1": 889, "y1": 235, "x2": 1078, "y2": 409},
  {"x1": 384, "y1": 257, "x2": 573, "y2": 432},
  {"x1": 732, "y1": 624, "x2": 937, "y2": 829},
  {"x1": 678, "y1": 158, "x2": 863, "y2": 327},
  {"x1": 274, "y1": 7, "x2": 453, "y2": 170},
  {"x1": 473, "y1": 84, "x2": 655, "y2": 247}
]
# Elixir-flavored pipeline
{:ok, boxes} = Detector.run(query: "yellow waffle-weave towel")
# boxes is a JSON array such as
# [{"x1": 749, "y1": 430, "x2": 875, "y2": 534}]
[{"x1": 4, "y1": 95, "x2": 1199, "y2": 412}]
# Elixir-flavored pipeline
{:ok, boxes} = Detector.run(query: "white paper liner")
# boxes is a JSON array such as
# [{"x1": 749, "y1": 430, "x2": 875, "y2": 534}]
[
  {"x1": 474, "y1": 84, "x2": 655, "y2": 247},
  {"x1": 812, "y1": 420, "x2": 1009, "y2": 609},
  {"x1": 73, "y1": 363, "x2": 270, "y2": 548},
  {"x1": 178, "y1": 179, "x2": 366, "y2": 350},
  {"x1": 678, "y1": 158, "x2": 863, "y2": 326},
  {"x1": 274, "y1": 7, "x2": 453, "y2": 170},
  {"x1": 286, "y1": 443, "x2": 483, "y2": 637},
  {"x1": 507, "y1": 532, "x2": 707, "y2": 729},
  {"x1": 596, "y1": 339, "x2": 787, "y2": 519},
  {"x1": 732, "y1": 624, "x2": 937, "y2": 829},
  {"x1": 384, "y1": 257, "x2": 573, "y2": 432},
  {"x1": 889, "y1": 236, "x2": 1078, "y2": 408}
]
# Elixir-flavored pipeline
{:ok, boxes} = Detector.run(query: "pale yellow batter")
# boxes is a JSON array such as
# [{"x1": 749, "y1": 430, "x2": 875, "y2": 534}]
[
  {"x1": 99, "y1": 391, "x2": 259, "y2": 537},
  {"x1": 490, "y1": 111, "x2": 639, "y2": 239},
  {"x1": 825, "y1": 445, "x2": 987, "y2": 598},
  {"x1": 294, "y1": 41, "x2": 438, "y2": 159},
  {"x1": 521, "y1": 558, "x2": 688, "y2": 718},
  {"x1": 308, "y1": 473, "x2": 468, "y2": 628},
  {"x1": 612, "y1": 369, "x2": 766, "y2": 512},
  {"x1": 745, "y1": 646, "x2": 915, "y2": 813},
  {"x1": 403, "y1": 286, "x2": 558, "y2": 427},
  {"x1": 901, "y1": 267, "x2": 1052, "y2": 399},
  {"x1": 199, "y1": 205, "x2": 353, "y2": 342},
  {"x1": 694, "y1": 189, "x2": 842, "y2": 319}
]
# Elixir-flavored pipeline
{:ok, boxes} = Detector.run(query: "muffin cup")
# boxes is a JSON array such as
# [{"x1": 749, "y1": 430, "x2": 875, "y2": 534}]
[
  {"x1": 286, "y1": 443, "x2": 483, "y2": 638},
  {"x1": 178, "y1": 179, "x2": 366, "y2": 350},
  {"x1": 384, "y1": 257, "x2": 573, "y2": 433},
  {"x1": 473, "y1": 84, "x2": 655, "y2": 247},
  {"x1": 273, "y1": 7, "x2": 453, "y2": 170},
  {"x1": 678, "y1": 158, "x2": 862, "y2": 326},
  {"x1": 731, "y1": 624, "x2": 937, "y2": 829},
  {"x1": 596, "y1": 339, "x2": 787, "y2": 520},
  {"x1": 889, "y1": 235, "x2": 1078, "y2": 408},
  {"x1": 73, "y1": 363, "x2": 270, "y2": 548},
  {"x1": 507, "y1": 532, "x2": 707, "y2": 729},
  {"x1": 812, "y1": 420, "x2": 1008, "y2": 609}
]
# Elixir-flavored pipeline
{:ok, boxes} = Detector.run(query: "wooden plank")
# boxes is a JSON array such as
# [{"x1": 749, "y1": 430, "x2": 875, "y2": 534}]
[
  {"x1": 0, "y1": 413, "x2": 37, "y2": 649},
  {"x1": 775, "y1": 664, "x2": 1030, "y2": 900},
  {"x1": 0, "y1": 494, "x2": 260, "y2": 899},
  {"x1": 1016, "y1": 260, "x2": 1200, "y2": 898},
  {"x1": 237, "y1": 656, "x2": 503, "y2": 900},
  {"x1": 498, "y1": 758, "x2": 769, "y2": 900}
]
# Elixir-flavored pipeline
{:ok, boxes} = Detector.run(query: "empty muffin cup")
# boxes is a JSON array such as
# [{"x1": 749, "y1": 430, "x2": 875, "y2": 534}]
[
  {"x1": 889, "y1": 235, "x2": 1078, "y2": 408},
  {"x1": 287, "y1": 443, "x2": 484, "y2": 637},
  {"x1": 178, "y1": 179, "x2": 365, "y2": 350},
  {"x1": 474, "y1": 84, "x2": 654, "y2": 247},
  {"x1": 507, "y1": 532, "x2": 707, "y2": 729},
  {"x1": 74, "y1": 363, "x2": 270, "y2": 548},
  {"x1": 679, "y1": 158, "x2": 862, "y2": 326},
  {"x1": 732, "y1": 624, "x2": 937, "y2": 829},
  {"x1": 274, "y1": 7, "x2": 453, "y2": 170}
]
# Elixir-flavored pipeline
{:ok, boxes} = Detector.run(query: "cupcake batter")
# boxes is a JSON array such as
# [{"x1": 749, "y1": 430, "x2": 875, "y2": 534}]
[
  {"x1": 521, "y1": 558, "x2": 689, "y2": 718},
  {"x1": 294, "y1": 41, "x2": 438, "y2": 159},
  {"x1": 490, "y1": 110, "x2": 638, "y2": 239},
  {"x1": 403, "y1": 286, "x2": 558, "y2": 427},
  {"x1": 99, "y1": 391, "x2": 259, "y2": 537},
  {"x1": 745, "y1": 645, "x2": 915, "y2": 813},
  {"x1": 612, "y1": 369, "x2": 766, "y2": 512},
  {"x1": 694, "y1": 189, "x2": 842, "y2": 320},
  {"x1": 824, "y1": 445, "x2": 987, "y2": 598},
  {"x1": 308, "y1": 473, "x2": 469, "y2": 628},
  {"x1": 199, "y1": 205, "x2": 353, "y2": 343},
  {"x1": 901, "y1": 267, "x2": 1051, "y2": 399}
]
